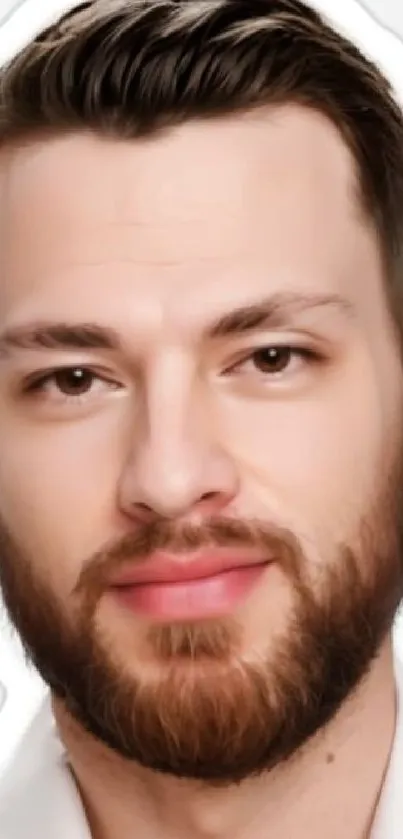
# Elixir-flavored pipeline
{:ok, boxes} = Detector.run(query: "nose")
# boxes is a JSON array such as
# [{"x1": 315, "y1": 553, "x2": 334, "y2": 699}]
[{"x1": 117, "y1": 385, "x2": 238, "y2": 521}]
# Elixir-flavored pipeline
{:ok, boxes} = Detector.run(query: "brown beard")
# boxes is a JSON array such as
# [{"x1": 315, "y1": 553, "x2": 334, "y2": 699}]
[{"x1": 1, "y1": 467, "x2": 403, "y2": 786}]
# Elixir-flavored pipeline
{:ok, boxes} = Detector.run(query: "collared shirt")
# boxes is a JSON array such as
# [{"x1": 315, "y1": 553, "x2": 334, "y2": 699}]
[
  {"x1": 0, "y1": 651, "x2": 403, "y2": 838},
  {"x1": 367, "y1": 647, "x2": 403, "y2": 837}
]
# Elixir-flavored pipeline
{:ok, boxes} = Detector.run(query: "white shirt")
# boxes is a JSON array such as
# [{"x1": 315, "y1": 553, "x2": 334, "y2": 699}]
[{"x1": 0, "y1": 650, "x2": 403, "y2": 839}]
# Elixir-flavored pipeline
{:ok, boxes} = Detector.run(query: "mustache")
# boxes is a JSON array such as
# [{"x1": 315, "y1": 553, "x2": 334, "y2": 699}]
[{"x1": 74, "y1": 516, "x2": 304, "y2": 598}]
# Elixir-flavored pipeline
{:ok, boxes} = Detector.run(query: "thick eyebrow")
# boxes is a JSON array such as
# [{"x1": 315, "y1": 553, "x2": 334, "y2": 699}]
[
  {"x1": 0, "y1": 292, "x2": 354, "y2": 357},
  {"x1": 205, "y1": 291, "x2": 355, "y2": 339},
  {"x1": 0, "y1": 322, "x2": 122, "y2": 356}
]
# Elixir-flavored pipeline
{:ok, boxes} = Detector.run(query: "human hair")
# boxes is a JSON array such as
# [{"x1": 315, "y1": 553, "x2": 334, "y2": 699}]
[{"x1": 1, "y1": 0, "x2": 403, "y2": 342}]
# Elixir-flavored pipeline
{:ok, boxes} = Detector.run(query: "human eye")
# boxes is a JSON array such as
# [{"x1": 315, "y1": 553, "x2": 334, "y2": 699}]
[
  {"x1": 225, "y1": 345, "x2": 323, "y2": 379},
  {"x1": 22, "y1": 366, "x2": 122, "y2": 403}
]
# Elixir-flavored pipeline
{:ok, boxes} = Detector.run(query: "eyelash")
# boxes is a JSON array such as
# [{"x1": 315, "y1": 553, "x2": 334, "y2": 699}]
[
  {"x1": 23, "y1": 367, "x2": 120, "y2": 403},
  {"x1": 226, "y1": 344, "x2": 323, "y2": 377},
  {"x1": 22, "y1": 344, "x2": 322, "y2": 403}
]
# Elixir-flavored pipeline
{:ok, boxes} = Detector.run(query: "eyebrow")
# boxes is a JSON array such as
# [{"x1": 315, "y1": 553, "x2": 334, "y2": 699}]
[
  {"x1": 205, "y1": 291, "x2": 354, "y2": 338},
  {"x1": 0, "y1": 322, "x2": 121, "y2": 355},
  {"x1": 0, "y1": 292, "x2": 354, "y2": 356}
]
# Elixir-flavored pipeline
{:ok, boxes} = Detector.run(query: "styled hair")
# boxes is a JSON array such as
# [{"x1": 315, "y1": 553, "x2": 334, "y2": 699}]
[{"x1": 1, "y1": 0, "x2": 403, "y2": 338}]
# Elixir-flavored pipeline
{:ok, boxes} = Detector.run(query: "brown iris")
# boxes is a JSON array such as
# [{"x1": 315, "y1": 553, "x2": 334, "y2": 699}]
[
  {"x1": 251, "y1": 347, "x2": 292, "y2": 374},
  {"x1": 53, "y1": 367, "x2": 95, "y2": 395}
]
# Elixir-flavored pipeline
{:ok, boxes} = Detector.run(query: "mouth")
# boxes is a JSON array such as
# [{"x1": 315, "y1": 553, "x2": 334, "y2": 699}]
[{"x1": 109, "y1": 551, "x2": 272, "y2": 621}]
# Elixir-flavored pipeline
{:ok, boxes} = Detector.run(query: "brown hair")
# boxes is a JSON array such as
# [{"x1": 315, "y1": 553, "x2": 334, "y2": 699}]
[{"x1": 1, "y1": 0, "x2": 403, "y2": 335}]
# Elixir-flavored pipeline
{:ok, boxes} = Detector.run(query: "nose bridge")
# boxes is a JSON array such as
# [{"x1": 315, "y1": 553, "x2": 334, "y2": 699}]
[
  {"x1": 145, "y1": 351, "x2": 208, "y2": 454},
  {"x1": 143, "y1": 390, "x2": 201, "y2": 480},
  {"x1": 119, "y1": 353, "x2": 237, "y2": 516}
]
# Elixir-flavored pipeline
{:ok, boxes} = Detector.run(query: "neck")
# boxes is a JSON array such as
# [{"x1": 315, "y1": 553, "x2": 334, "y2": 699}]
[{"x1": 53, "y1": 637, "x2": 397, "y2": 839}]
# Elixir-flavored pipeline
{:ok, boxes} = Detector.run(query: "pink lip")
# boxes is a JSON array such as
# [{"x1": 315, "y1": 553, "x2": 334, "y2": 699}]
[
  {"x1": 108, "y1": 551, "x2": 272, "y2": 621},
  {"x1": 109, "y1": 550, "x2": 267, "y2": 587}
]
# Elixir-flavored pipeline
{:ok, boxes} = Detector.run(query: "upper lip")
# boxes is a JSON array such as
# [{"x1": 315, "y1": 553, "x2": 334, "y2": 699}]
[{"x1": 109, "y1": 551, "x2": 269, "y2": 587}]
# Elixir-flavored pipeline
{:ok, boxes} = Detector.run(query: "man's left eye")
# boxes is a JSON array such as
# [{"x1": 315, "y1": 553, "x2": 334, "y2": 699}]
[{"x1": 227, "y1": 346, "x2": 319, "y2": 376}]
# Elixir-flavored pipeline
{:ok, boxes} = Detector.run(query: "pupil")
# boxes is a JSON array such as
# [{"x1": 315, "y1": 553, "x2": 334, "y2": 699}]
[
  {"x1": 56, "y1": 368, "x2": 91, "y2": 393},
  {"x1": 255, "y1": 347, "x2": 290, "y2": 372}
]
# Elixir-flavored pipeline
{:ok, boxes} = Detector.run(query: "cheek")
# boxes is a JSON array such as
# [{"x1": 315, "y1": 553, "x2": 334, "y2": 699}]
[
  {"x1": 218, "y1": 372, "x2": 388, "y2": 535},
  {"x1": 0, "y1": 410, "x2": 126, "y2": 590}
]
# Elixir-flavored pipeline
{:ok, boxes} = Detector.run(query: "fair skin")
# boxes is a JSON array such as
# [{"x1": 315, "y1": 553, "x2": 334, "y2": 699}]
[{"x1": 0, "y1": 105, "x2": 402, "y2": 839}]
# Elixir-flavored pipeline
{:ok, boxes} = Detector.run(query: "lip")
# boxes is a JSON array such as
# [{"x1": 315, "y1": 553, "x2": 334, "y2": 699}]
[
  {"x1": 109, "y1": 553, "x2": 272, "y2": 621},
  {"x1": 108, "y1": 550, "x2": 268, "y2": 588}
]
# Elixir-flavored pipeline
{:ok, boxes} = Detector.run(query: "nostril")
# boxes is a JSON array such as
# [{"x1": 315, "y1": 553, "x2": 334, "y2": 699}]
[{"x1": 130, "y1": 502, "x2": 158, "y2": 521}]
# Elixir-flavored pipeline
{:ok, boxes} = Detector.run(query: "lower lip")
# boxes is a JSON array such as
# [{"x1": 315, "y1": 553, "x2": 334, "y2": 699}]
[{"x1": 111, "y1": 563, "x2": 269, "y2": 621}]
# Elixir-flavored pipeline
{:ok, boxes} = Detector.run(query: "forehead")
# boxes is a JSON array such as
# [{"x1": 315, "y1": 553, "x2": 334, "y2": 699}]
[{"x1": 0, "y1": 104, "x2": 382, "y2": 330}]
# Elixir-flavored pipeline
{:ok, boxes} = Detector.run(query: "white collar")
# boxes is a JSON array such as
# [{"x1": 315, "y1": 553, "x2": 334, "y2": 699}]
[
  {"x1": 0, "y1": 695, "x2": 91, "y2": 839},
  {"x1": 369, "y1": 651, "x2": 403, "y2": 837}
]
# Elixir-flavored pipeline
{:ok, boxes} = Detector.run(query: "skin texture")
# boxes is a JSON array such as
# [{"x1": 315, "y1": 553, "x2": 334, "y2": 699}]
[{"x1": 0, "y1": 105, "x2": 402, "y2": 838}]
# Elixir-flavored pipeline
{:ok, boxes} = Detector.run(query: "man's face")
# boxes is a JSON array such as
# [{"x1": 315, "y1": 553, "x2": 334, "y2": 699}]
[{"x1": 0, "y1": 106, "x2": 402, "y2": 784}]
